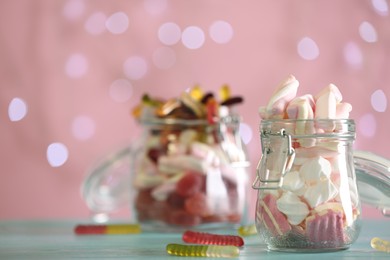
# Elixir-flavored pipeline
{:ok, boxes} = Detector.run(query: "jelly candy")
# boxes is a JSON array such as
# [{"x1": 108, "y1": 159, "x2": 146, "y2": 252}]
[
  {"x1": 182, "y1": 230, "x2": 244, "y2": 246},
  {"x1": 371, "y1": 237, "x2": 390, "y2": 253},
  {"x1": 166, "y1": 243, "x2": 240, "y2": 258},
  {"x1": 185, "y1": 192, "x2": 212, "y2": 217},
  {"x1": 176, "y1": 172, "x2": 204, "y2": 197}
]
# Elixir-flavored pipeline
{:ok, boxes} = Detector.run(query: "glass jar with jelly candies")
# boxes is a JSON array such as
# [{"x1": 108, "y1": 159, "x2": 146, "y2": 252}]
[{"x1": 82, "y1": 87, "x2": 251, "y2": 231}]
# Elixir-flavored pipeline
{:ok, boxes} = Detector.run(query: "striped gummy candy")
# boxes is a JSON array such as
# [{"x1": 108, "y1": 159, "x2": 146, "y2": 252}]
[
  {"x1": 182, "y1": 230, "x2": 244, "y2": 247},
  {"x1": 166, "y1": 243, "x2": 240, "y2": 258}
]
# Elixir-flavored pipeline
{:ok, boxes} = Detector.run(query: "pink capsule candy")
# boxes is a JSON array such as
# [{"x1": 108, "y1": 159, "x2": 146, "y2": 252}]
[{"x1": 182, "y1": 230, "x2": 244, "y2": 247}]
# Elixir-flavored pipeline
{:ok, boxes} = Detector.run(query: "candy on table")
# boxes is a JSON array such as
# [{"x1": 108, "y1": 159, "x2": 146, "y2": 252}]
[
  {"x1": 371, "y1": 237, "x2": 390, "y2": 253},
  {"x1": 237, "y1": 224, "x2": 257, "y2": 236},
  {"x1": 182, "y1": 230, "x2": 244, "y2": 247},
  {"x1": 74, "y1": 224, "x2": 141, "y2": 235},
  {"x1": 166, "y1": 243, "x2": 240, "y2": 258}
]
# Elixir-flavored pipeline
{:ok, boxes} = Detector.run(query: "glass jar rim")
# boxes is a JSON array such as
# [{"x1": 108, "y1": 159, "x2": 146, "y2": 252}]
[
  {"x1": 260, "y1": 118, "x2": 355, "y2": 123},
  {"x1": 260, "y1": 118, "x2": 355, "y2": 139},
  {"x1": 138, "y1": 114, "x2": 242, "y2": 126}
]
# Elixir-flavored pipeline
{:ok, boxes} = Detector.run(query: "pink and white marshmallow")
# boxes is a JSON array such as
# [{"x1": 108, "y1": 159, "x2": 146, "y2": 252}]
[{"x1": 259, "y1": 75, "x2": 299, "y2": 119}]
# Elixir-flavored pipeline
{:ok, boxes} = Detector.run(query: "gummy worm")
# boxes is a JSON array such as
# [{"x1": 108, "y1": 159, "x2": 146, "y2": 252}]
[
  {"x1": 183, "y1": 230, "x2": 244, "y2": 247},
  {"x1": 166, "y1": 243, "x2": 240, "y2": 258},
  {"x1": 371, "y1": 237, "x2": 390, "y2": 253}
]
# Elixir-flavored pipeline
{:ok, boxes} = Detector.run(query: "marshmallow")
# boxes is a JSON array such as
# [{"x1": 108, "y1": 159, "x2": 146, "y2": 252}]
[
  {"x1": 158, "y1": 155, "x2": 208, "y2": 175},
  {"x1": 151, "y1": 173, "x2": 184, "y2": 201},
  {"x1": 299, "y1": 156, "x2": 332, "y2": 184},
  {"x1": 303, "y1": 178, "x2": 339, "y2": 208},
  {"x1": 262, "y1": 75, "x2": 299, "y2": 119},
  {"x1": 313, "y1": 202, "x2": 344, "y2": 214},
  {"x1": 179, "y1": 129, "x2": 198, "y2": 146},
  {"x1": 305, "y1": 209, "x2": 347, "y2": 247},
  {"x1": 315, "y1": 89, "x2": 337, "y2": 119},
  {"x1": 281, "y1": 170, "x2": 305, "y2": 192},
  {"x1": 134, "y1": 158, "x2": 165, "y2": 188},
  {"x1": 276, "y1": 191, "x2": 310, "y2": 225},
  {"x1": 314, "y1": 83, "x2": 343, "y2": 103},
  {"x1": 190, "y1": 142, "x2": 220, "y2": 166},
  {"x1": 336, "y1": 102, "x2": 352, "y2": 119},
  {"x1": 286, "y1": 94, "x2": 315, "y2": 121},
  {"x1": 257, "y1": 194, "x2": 292, "y2": 236}
]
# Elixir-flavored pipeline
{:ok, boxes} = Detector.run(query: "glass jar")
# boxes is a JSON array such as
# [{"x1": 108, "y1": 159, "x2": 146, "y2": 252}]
[
  {"x1": 253, "y1": 119, "x2": 361, "y2": 252},
  {"x1": 82, "y1": 115, "x2": 250, "y2": 231}
]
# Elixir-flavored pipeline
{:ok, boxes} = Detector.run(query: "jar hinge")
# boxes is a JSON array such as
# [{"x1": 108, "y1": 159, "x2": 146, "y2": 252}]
[{"x1": 252, "y1": 129, "x2": 295, "y2": 190}]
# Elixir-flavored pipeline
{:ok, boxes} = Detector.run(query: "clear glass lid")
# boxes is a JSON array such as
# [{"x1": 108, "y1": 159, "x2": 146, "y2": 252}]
[{"x1": 354, "y1": 150, "x2": 390, "y2": 217}]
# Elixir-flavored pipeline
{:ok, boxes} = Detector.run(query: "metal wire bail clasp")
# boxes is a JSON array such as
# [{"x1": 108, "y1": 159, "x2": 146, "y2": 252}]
[{"x1": 252, "y1": 129, "x2": 295, "y2": 190}]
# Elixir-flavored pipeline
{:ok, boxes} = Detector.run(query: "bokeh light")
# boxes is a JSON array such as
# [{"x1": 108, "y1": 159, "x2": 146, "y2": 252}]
[
  {"x1": 105, "y1": 12, "x2": 129, "y2": 35},
  {"x1": 297, "y1": 37, "x2": 320, "y2": 60},
  {"x1": 371, "y1": 89, "x2": 387, "y2": 112},
  {"x1": 359, "y1": 21, "x2": 378, "y2": 43},
  {"x1": 209, "y1": 20, "x2": 234, "y2": 44},
  {"x1": 62, "y1": 0, "x2": 85, "y2": 21},
  {"x1": 343, "y1": 41, "x2": 363, "y2": 69},
  {"x1": 123, "y1": 56, "x2": 148, "y2": 80},
  {"x1": 8, "y1": 97, "x2": 28, "y2": 122},
  {"x1": 72, "y1": 115, "x2": 96, "y2": 140},
  {"x1": 109, "y1": 78, "x2": 133, "y2": 103},
  {"x1": 371, "y1": 0, "x2": 389, "y2": 16},
  {"x1": 47, "y1": 143, "x2": 69, "y2": 167},
  {"x1": 181, "y1": 26, "x2": 205, "y2": 49},
  {"x1": 144, "y1": 0, "x2": 168, "y2": 15},
  {"x1": 65, "y1": 53, "x2": 88, "y2": 78},
  {"x1": 239, "y1": 123, "x2": 253, "y2": 145},
  {"x1": 85, "y1": 12, "x2": 107, "y2": 35},
  {"x1": 158, "y1": 22, "x2": 181, "y2": 46},
  {"x1": 358, "y1": 113, "x2": 377, "y2": 138},
  {"x1": 152, "y1": 47, "x2": 176, "y2": 69}
]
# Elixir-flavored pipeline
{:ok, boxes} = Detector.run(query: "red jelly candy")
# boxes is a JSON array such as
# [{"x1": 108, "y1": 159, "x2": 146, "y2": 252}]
[
  {"x1": 176, "y1": 172, "x2": 204, "y2": 197},
  {"x1": 135, "y1": 189, "x2": 154, "y2": 212},
  {"x1": 168, "y1": 210, "x2": 201, "y2": 227},
  {"x1": 185, "y1": 192, "x2": 212, "y2": 217},
  {"x1": 182, "y1": 230, "x2": 244, "y2": 247},
  {"x1": 148, "y1": 201, "x2": 170, "y2": 222},
  {"x1": 167, "y1": 192, "x2": 186, "y2": 209}
]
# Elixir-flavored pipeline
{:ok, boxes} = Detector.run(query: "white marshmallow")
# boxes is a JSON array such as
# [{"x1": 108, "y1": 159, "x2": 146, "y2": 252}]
[
  {"x1": 134, "y1": 158, "x2": 165, "y2": 188},
  {"x1": 315, "y1": 83, "x2": 343, "y2": 103},
  {"x1": 315, "y1": 90, "x2": 337, "y2": 119},
  {"x1": 303, "y1": 179, "x2": 339, "y2": 208},
  {"x1": 179, "y1": 129, "x2": 198, "y2": 146},
  {"x1": 265, "y1": 75, "x2": 299, "y2": 119},
  {"x1": 190, "y1": 142, "x2": 220, "y2": 166},
  {"x1": 299, "y1": 156, "x2": 332, "y2": 183},
  {"x1": 336, "y1": 102, "x2": 352, "y2": 119},
  {"x1": 282, "y1": 170, "x2": 305, "y2": 192},
  {"x1": 151, "y1": 173, "x2": 184, "y2": 201},
  {"x1": 158, "y1": 154, "x2": 208, "y2": 174},
  {"x1": 276, "y1": 191, "x2": 310, "y2": 225}
]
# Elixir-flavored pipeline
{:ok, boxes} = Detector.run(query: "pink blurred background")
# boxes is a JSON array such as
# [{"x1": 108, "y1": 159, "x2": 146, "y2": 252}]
[{"x1": 1, "y1": 0, "x2": 389, "y2": 220}]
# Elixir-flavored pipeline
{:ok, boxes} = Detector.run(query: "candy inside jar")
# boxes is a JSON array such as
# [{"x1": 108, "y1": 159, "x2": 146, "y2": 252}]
[
  {"x1": 254, "y1": 119, "x2": 361, "y2": 251},
  {"x1": 253, "y1": 75, "x2": 362, "y2": 252},
  {"x1": 130, "y1": 87, "x2": 250, "y2": 231}
]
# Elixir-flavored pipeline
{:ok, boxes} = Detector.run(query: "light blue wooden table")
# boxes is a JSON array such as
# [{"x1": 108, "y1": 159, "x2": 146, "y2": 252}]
[{"x1": 0, "y1": 219, "x2": 389, "y2": 259}]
